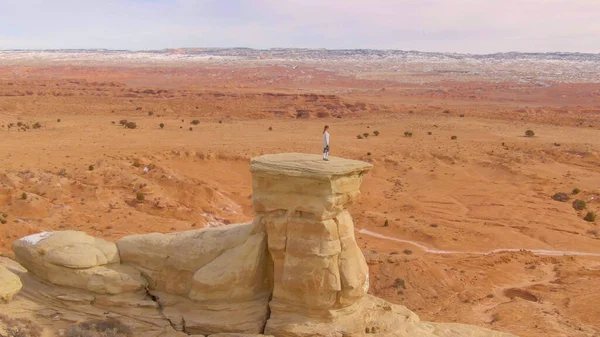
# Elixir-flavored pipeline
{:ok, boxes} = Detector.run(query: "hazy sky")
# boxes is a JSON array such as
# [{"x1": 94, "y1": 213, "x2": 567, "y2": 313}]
[{"x1": 0, "y1": 0, "x2": 598, "y2": 53}]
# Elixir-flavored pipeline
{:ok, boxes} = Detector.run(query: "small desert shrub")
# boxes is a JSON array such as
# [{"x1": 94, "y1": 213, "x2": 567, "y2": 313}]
[
  {"x1": 32, "y1": 122, "x2": 41, "y2": 129},
  {"x1": 88, "y1": 165, "x2": 94, "y2": 171},
  {"x1": 0, "y1": 219, "x2": 6, "y2": 224},
  {"x1": 148, "y1": 111, "x2": 153, "y2": 116},
  {"x1": 383, "y1": 219, "x2": 389, "y2": 227},
  {"x1": 119, "y1": 119, "x2": 128, "y2": 125},
  {"x1": 0, "y1": 314, "x2": 42, "y2": 337},
  {"x1": 553, "y1": 143, "x2": 561, "y2": 147},
  {"x1": 66, "y1": 318, "x2": 132, "y2": 337},
  {"x1": 403, "y1": 249, "x2": 413, "y2": 255},
  {"x1": 111, "y1": 121, "x2": 116, "y2": 125},
  {"x1": 189, "y1": 127, "x2": 193, "y2": 131},
  {"x1": 525, "y1": 130, "x2": 535, "y2": 137},
  {"x1": 357, "y1": 135, "x2": 363, "y2": 139},
  {"x1": 191, "y1": 120, "x2": 200, "y2": 125},
  {"x1": 136, "y1": 191, "x2": 145, "y2": 202},
  {"x1": 584, "y1": 211, "x2": 596, "y2": 222},
  {"x1": 57, "y1": 118, "x2": 61, "y2": 122},
  {"x1": 373, "y1": 130, "x2": 380, "y2": 136},
  {"x1": 588, "y1": 229, "x2": 599, "y2": 237},
  {"x1": 427, "y1": 131, "x2": 432, "y2": 135},
  {"x1": 404, "y1": 132, "x2": 413, "y2": 137},
  {"x1": 451, "y1": 135, "x2": 457, "y2": 140},
  {"x1": 1, "y1": 213, "x2": 7, "y2": 218},
  {"x1": 218, "y1": 120, "x2": 223, "y2": 124},
  {"x1": 124, "y1": 122, "x2": 137, "y2": 129},
  {"x1": 132, "y1": 161, "x2": 140, "y2": 168},
  {"x1": 17, "y1": 121, "x2": 23, "y2": 127},
  {"x1": 268, "y1": 126, "x2": 273, "y2": 131},
  {"x1": 443, "y1": 109, "x2": 450, "y2": 114},
  {"x1": 21, "y1": 192, "x2": 27, "y2": 200},
  {"x1": 572, "y1": 199, "x2": 586, "y2": 211},
  {"x1": 430, "y1": 223, "x2": 439, "y2": 228},
  {"x1": 459, "y1": 114, "x2": 465, "y2": 117},
  {"x1": 159, "y1": 123, "x2": 164, "y2": 129},
  {"x1": 551, "y1": 192, "x2": 570, "y2": 202},
  {"x1": 394, "y1": 278, "x2": 406, "y2": 289},
  {"x1": 363, "y1": 132, "x2": 369, "y2": 138},
  {"x1": 367, "y1": 152, "x2": 371, "y2": 156},
  {"x1": 572, "y1": 188, "x2": 581, "y2": 195}
]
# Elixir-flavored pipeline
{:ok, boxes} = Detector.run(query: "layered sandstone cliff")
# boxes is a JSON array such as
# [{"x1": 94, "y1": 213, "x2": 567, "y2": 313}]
[{"x1": 6, "y1": 153, "x2": 516, "y2": 337}]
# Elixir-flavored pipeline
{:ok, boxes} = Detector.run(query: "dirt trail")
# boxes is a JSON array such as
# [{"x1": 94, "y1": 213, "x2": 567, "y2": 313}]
[{"x1": 358, "y1": 229, "x2": 600, "y2": 257}]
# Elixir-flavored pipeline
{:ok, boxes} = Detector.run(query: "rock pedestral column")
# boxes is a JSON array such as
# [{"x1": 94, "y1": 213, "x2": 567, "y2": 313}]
[{"x1": 251, "y1": 153, "x2": 373, "y2": 337}]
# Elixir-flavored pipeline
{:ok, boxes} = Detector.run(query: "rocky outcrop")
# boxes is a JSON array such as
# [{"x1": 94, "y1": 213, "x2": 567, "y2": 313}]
[
  {"x1": 116, "y1": 223, "x2": 272, "y2": 335},
  {"x1": 361, "y1": 295, "x2": 516, "y2": 337},
  {"x1": 12, "y1": 231, "x2": 146, "y2": 294},
  {"x1": 251, "y1": 153, "x2": 373, "y2": 336},
  {"x1": 0, "y1": 265, "x2": 22, "y2": 302},
  {"x1": 6, "y1": 153, "x2": 517, "y2": 337}
]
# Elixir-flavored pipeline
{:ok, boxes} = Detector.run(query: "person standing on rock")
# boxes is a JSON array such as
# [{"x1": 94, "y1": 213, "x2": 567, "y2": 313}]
[{"x1": 323, "y1": 125, "x2": 330, "y2": 161}]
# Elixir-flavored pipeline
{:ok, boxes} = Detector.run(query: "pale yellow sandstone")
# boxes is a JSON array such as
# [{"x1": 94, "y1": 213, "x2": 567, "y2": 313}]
[{"x1": 0, "y1": 265, "x2": 22, "y2": 302}]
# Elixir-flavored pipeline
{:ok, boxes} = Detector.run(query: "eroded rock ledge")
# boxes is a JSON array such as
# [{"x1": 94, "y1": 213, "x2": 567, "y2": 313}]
[{"x1": 6, "y1": 153, "x2": 516, "y2": 337}]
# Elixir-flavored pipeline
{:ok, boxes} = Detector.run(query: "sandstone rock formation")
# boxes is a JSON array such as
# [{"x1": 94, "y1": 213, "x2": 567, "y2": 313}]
[
  {"x1": 0, "y1": 265, "x2": 22, "y2": 302},
  {"x1": 5, "y1": 153, "x2": 517, "y2": 337},
  {"x1": 116, "y1": 222, "x2": 272, "y2": 335},
  {"x1": 251, "y1": 153, "x2": 373, "y2": 336},
  {"x1": 12, "y1": 230, "x2": 146, "y2": 294}
]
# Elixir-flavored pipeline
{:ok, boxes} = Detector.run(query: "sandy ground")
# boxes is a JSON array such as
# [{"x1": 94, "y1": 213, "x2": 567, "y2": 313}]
[{"x1": 1, "y1": 61, "x2": 599, "y2": 337}]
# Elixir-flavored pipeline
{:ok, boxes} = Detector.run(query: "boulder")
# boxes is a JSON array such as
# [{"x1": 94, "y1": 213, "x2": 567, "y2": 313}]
[
  {"x1": 189, "y1": 231, "x2": 270, "y2": 302},
  {"x1": 116, "y1": 222, "x2": 268, "y2": 296},
  {"x1": 12, "y1": 231, "x2": 145, "y2": 294},
  {"x1": 117, "y1": 222, "x2": 272, "y2": 334},
  {"x1": 0, "y1": 265, "x2": 22, "y2": 302}
]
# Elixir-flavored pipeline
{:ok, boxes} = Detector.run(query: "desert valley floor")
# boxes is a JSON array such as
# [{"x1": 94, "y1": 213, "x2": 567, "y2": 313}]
[{"x1": 1, "y1": 50, "x2": 600, "y2": 337}]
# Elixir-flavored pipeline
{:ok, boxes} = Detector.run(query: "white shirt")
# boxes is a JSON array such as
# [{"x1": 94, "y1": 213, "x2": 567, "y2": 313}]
[{"x1": 323, "y1": 131, "x2": 330, "y2": 147}]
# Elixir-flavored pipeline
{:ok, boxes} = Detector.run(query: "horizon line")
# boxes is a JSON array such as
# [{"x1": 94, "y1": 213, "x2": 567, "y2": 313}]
[{"x1": 1, "y1": 47, "x2": 599, "y2": 57}]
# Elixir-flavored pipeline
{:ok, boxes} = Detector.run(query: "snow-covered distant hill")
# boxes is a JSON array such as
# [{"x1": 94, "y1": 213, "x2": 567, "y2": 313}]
[
  {"x1": 2, "y1": 48, "x2": 600, "y2": 62},
  {"x1": 1, "y1": 48, "x2": 599, "y2": 83}
]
